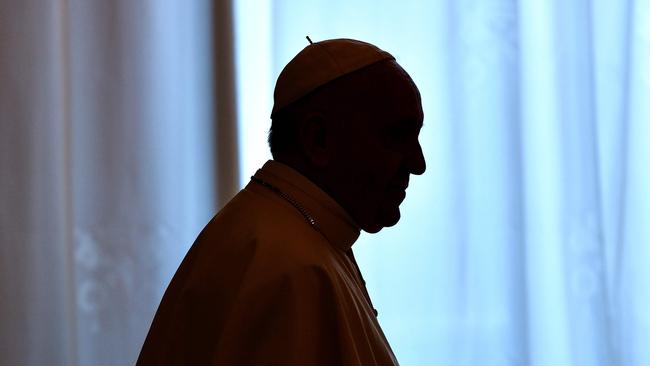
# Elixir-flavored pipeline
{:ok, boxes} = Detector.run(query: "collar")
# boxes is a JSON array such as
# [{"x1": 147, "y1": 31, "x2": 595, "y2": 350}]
[{"x1": 251, "y1": 160, "x2": 360, "y2": 251}]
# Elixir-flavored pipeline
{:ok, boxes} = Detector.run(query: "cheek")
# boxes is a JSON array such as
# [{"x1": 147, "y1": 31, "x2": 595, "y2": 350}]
[
  {"x1": 349, "y1": 139, "x2": 399, "y2": 189},
  {"x1": 331, "y1": 142, "x2": 404, "y2": 230},
  {"x1": 332, "y1": 128, "x2": 400, "y2": 203},
  {"x1": 347, "y1": 155, "x2": 398, "y2": 212}
]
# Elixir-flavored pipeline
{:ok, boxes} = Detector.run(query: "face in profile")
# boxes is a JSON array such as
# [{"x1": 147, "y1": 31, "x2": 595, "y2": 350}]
[{"x1": 325, "y1": 61, "x2": 426, "y2": 233}]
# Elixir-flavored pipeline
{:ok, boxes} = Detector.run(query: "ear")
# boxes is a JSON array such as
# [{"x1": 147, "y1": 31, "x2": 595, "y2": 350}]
[{"x1": 298, "y1": 112, "x2": 330, "y2": 166}]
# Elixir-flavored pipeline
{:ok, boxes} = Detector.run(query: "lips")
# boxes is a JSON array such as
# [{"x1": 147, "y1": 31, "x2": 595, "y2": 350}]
[
  {"x1": 386, "y1": 186, "x2": 407, "y2": 203},
  {"x1": 386, "y1": 178, "x2": 409, "y2": 204},
  {"x1": 396, "y1": 189, "x2": 406, "y2": 203},
  {"x1": 391, "y1": 178, "x2": 409, "y2": 191}
]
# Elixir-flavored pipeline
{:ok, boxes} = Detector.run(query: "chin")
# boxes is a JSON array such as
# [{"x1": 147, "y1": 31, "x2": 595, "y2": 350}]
[
  {"x1": 363, "y1": 225, "x2": 384, "y2": 234},
  {"x1": 361, "y1": 210, "x2": 401, "y2": 234}
]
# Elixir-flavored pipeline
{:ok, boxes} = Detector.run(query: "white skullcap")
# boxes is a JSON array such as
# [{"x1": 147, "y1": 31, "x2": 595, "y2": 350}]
[{"x1": 271, "y1": 38, "x2": 395, "y2": 117}]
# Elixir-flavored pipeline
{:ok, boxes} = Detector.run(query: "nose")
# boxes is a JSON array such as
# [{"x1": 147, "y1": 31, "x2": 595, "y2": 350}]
[{"x1": 408, "y1": 140, "x2": 426, "y2": 175}]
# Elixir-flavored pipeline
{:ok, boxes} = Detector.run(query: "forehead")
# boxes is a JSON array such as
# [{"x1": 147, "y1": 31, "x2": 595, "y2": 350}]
[
  {"x1": 304, "y1": 60, "x2": 423, "y2": 129},
  {"x1": 352, "y1": 63, "x2": 423, "y2": 126}
]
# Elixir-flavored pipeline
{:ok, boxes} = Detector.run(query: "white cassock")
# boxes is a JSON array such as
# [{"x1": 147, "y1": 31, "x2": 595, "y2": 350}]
[{"x1": 137, "y1": 160, "x2": 399, "y2": 365}]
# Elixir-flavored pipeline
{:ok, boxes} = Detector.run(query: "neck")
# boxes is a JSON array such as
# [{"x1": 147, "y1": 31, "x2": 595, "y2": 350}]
[
  {"x1": 274, "y1": 156, "x2": 326, "y2": 190},
  {"x1": 273, "y1": 156, "x2": 347, "y2": 222}
]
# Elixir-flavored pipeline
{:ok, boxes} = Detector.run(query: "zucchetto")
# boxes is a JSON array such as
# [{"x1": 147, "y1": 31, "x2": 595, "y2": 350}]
[{"x1": 271, "y1": 38, "x2": 395, "y2": 117}]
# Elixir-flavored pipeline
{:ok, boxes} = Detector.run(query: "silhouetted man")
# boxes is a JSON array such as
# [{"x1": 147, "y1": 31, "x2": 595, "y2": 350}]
[{"x1": 137, "y1": 38, "x2": 425, "y2": 365}]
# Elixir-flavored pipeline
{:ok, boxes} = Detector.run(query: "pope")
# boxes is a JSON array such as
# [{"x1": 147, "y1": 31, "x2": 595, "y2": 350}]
[{"x1": 137, "y1": 38, "x2": 426, "y2": 365}]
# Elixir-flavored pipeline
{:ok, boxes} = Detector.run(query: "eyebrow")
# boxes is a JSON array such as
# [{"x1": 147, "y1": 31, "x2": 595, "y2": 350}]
[{"x1": 404, "y1": 118, "x2": 423, "y2": 129}]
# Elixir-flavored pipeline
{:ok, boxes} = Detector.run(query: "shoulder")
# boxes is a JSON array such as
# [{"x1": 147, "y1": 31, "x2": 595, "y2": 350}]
[{"x1": 181, "y1": 186, "x2": 339, "y2": 291}]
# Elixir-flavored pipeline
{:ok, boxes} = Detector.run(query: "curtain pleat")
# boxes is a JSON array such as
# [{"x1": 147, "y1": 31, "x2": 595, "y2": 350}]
[
  {"x1": 213, "y1": 0, "x2": 240, "y2": 208},
  {"x1": 2, "y1": 1, "x2": 649, "y2": 365},
  {"x1": 1, "y1": 1, "x2": 219, "y2": 365}
]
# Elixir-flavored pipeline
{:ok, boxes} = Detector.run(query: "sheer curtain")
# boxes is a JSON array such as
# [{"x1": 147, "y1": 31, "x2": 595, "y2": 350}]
[
  {"x1": 236, "y1": 0, "x2": 650, "y2": 365},
  {"x1": 1, "y1": 1, "x2": 219, "y2": 365},
  {"x1": 2, "y1": 1, "x2": 649, "y2": 365}
]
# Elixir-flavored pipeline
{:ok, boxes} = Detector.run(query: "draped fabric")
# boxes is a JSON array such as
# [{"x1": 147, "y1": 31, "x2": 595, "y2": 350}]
[
  {"x1": 236, "y1": 1, "x2": 650, "y2": 365},
  {"x1": 2, "y1": 0, "x2": 649, "y2": 365},
  {"x1": 137, "y1": 161, "x2": 398, "y2": 366},
  {"x1": 1, "y1": 1, "x2": 220, "y2": 365}
]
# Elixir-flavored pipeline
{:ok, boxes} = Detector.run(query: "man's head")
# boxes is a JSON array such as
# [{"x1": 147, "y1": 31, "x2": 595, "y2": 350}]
[{"x1": 269, "y1": 39, "x2": 426, "y2": 233}]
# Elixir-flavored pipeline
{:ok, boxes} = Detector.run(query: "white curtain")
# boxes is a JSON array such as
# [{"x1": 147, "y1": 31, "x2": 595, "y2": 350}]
[
  {"x1": 236, "y1": 0, "x2": 650, "y2": 365},
  {"x1": 2, "y1": 0, "x2": 649, "y2": 365},
  {"x1": 1, "y1": 1, "x2": 216, "y2": 365}
]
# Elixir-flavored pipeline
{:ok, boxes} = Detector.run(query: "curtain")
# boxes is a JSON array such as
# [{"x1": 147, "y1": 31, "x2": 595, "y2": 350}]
[
  {"x1": 0, "y1": 1, "x2": 223, "y2": 365},
  {"x1": 2, "y1": 0, "x2": 649, "y2": 365},
  {"x1": 235, "y1": 0, "x2": 650, "y2": 365}
]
